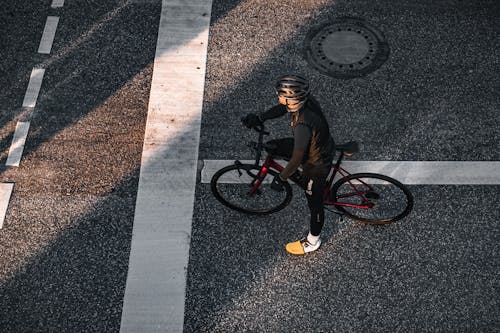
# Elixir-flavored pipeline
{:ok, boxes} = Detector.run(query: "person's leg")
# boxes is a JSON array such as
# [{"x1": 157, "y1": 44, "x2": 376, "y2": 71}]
[
  {"x1": 286, "y1": 164, "x2": 329, "y2": 255},
  {"x1": 304, "y1": 168, "x2": 327, "y2": 238},
  {"x1": 266, "y1": 137, "x2": 294, "y2": 160}
]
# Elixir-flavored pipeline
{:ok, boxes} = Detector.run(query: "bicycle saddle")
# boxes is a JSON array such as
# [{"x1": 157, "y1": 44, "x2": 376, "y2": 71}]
[{"x1": 335, "y1": 141, "x2": 359, "y2": 156}]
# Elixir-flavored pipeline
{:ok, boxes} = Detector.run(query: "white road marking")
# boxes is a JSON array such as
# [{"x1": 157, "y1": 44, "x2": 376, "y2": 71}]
[
  {"x1": 22, "y1": 68, "x2": 45, "y2": 108},
  {"x1": 6, "y1": 122, "x2": 31, "y2": 167},
  {"x1": 38, "y1": 16, "x2": 59, "y2": 54},
  {"x1": 120, "y1": 0, "x2": 212, "y2": 332},
  {"x1": 51, "y1": 0, "x2": 65, "y2": 8},
  {"x1": 0, "y1": 183, "x2": 14, "y2": 229},
  {"x1": 201, "y1": 160, "x2": 500, "y2": 185}
]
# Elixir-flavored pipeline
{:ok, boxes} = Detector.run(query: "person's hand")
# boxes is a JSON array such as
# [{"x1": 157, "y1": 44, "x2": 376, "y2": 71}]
[
  {"x1": 241, "y1": 113, "x2": 263, "y2": 128},
  {"x1": 271, "y1": 174, "x2": 285, "y2": 192}
]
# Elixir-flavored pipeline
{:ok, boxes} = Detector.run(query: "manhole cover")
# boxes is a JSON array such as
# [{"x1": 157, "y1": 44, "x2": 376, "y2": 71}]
[{"x1": 304, "y1": 17, "x2": 390, "y2": 79}]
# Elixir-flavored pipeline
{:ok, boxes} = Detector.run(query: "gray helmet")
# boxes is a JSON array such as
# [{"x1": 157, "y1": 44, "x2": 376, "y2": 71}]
[{"x1": 275, "y1": 74, "x2": 310, "y2": 102}]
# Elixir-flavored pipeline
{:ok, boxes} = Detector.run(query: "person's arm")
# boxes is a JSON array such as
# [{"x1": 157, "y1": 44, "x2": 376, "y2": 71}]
[
  {"x1": 242, "y1": 104, "x2": 287, "y2": 128},
  {"x1": 258, "y1": 104, "x2": 287, "y2": 122},
  {"x1": 280, "y1": 125, "x2": 311, "y2": 180}
]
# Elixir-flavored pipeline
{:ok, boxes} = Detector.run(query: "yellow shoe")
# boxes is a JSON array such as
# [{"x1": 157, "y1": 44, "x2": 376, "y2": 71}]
[{"x1": 286, "y1": 237, "x2": 321, "y2": 255}]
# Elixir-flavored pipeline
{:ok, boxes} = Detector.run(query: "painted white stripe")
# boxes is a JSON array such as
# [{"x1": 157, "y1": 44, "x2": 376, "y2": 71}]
[
  {"x1": 38, "y1": 16, "x2": 59, "y2": 54},
  {"x1": 120, "y1": 0, "x2": 212, "y2": 332},
  {"x1": 0, "y1": 183, "x2": 14, "y2": 229},
  {"x1": 51, "y1": 0, "x2": 64, "y2": 8},
  {"x1": 201, "y1": 160, "x2": 500, "y2": 185},
  {"x1": 22, "y1": 68, "x2": 45, "y2": 108},
  {"x1": 6, "y1": 122, "x2": 31, "y2": 167}
]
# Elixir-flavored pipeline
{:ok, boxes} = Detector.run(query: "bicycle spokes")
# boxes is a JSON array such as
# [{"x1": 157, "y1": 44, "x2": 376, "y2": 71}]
[
  {"x1": 335, "y1": 188, "x2": 374, "y2": 208},
  {"x1": 365, "y1": 190, "x2": 380, "y2": 200},
  {"x1": 330, "y1": 173, "x2": 413, "y2": 224},
  {"x1": 211, "y1": 164, "x2": 292, "y2": 214}
]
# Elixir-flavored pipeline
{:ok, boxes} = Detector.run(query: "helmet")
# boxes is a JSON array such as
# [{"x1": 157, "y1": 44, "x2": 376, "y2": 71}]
[{"x1": 275, "y1": 74, "x2": 310, "y2": 107}]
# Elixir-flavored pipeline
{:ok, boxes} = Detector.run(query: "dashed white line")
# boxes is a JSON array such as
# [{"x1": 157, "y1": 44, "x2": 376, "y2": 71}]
[
  {"x1": 6, "y1": 122, "x2": 31, "y2": 167},
  {"x1": 51, "y1": 0, "x2": 65, "y2": 8},
  {"x1": 201, "y1": 160, "x2": 500, "y2": 185},
  {"x1": 120, "y1": 0, "x2": 212, "y2": 332},
  {"x1": 2, "y1": 0, "x2": 62, "y2": 229},
  {"x1": 38, "y1": 16, "x2": 59, "y2": 54},
  {"x1": 22, "y1": 68, "x2": 45, "y2": 108},
  {"x1": 0, "y1": 183, "x2": 14, "y2": 229}
]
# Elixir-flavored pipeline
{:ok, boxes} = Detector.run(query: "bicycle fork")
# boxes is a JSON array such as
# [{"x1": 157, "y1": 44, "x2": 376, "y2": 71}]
[{"x1": 236, "y1": 157, "x2": 285, "y2": 196}]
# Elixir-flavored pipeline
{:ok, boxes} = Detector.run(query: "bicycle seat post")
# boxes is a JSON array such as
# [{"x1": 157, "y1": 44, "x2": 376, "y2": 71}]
[{"x1": 333, "y1": 150, "x2": 344, "y2": 169}]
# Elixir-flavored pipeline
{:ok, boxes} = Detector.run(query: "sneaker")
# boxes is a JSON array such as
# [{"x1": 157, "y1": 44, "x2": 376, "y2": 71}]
[{"x1": 286, "y1": 237, "x2": 321, "y2": 255}]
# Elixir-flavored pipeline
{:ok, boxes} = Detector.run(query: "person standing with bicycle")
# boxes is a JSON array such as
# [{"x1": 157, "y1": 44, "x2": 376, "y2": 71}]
[{"x1": 242, "y1": 74, "x2": 335, "y2": 255}]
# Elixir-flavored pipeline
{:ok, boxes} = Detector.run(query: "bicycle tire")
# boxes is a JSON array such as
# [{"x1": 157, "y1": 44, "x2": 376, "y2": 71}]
[
  {"x1": 330, "y1": 173, "x2": 413, "y2": 224},
  {"x1": 211, "y1": 163, "x2": 293, "y2": 215}
]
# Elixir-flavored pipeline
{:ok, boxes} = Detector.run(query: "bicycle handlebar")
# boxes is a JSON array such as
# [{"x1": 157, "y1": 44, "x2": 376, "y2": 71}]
[{"x1": 240, "y1": 117, "x2": 270, "y2": 135}]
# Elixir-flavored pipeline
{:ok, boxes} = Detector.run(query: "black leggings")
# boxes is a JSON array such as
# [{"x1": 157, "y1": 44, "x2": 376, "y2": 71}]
[
  {"x1": 267, "y1": 138, "x2": 330, "y2": 236},
  {"x1": 303, "y1": 164, "x2": 329, "y2": 236}
]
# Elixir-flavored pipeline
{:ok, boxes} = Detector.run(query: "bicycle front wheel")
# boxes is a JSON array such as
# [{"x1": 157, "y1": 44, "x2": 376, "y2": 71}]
[
  {"x1": 211, "y1": 163, "x2": 293, "y2": 215},
  {"x1": 330, "y1": 173, "x2": 413, "y2": 224}
]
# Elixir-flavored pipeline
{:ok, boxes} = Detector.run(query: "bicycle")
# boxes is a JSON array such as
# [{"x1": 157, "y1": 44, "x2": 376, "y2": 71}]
[{"x1": 211, "y1": 123, "x2": 414, "y2": 224}]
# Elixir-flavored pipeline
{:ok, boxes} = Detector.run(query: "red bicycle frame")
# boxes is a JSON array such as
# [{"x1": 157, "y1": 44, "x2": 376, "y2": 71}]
[
  {"x1": 248, "y1": 157, "x2": 285, "y2": 196},
  {"x1": 322, "y1": 165, "x2": 374, "y2": 209},
  {"x1": 249, "y1": 155, "x2": 374, "y2": 210}
]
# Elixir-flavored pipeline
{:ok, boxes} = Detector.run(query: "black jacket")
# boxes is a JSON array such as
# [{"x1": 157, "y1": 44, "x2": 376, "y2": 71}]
[{"x1": 260, "y1": 97, "x2": 335, "y2": 166}]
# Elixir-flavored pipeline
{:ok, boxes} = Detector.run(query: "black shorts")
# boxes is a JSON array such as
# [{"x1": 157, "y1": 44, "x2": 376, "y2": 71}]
[{"x1": 266, "y1": 137, "x2": 333, "y2": 167}]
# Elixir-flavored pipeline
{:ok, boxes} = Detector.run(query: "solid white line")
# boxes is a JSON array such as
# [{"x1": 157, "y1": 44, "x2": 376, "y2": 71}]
[
  {"x1": 51, "y1": 0, "x2": 65, "y2": 8},
  {"x1": 6, "y1": 122, "x2": 31, "y2": 167},
  {"x1": 22, "y1": 68, "x2": 45, "y2": 108},
  {"x1": 201, "y1": 160, "x2": 500, "y2": 185},
  {"x1": 38, "y1": 16, "x2": 59, "y2": 54},
  {"x1": 120, "y1": 0, "x2": 212, "y2": 332},
  {"x1": 0, "y1": 183, "x2": 14, "y2": 229}
]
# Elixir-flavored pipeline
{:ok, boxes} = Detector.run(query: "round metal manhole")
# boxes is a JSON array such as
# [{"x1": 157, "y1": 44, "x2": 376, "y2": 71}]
[{"x1": 304, "y1": 17, "x2": 390, "y2": 79}]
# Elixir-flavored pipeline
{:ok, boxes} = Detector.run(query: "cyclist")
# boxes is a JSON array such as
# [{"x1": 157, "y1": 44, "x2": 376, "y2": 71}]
[{"x1": 242, "y1": 73, "x2": 335, "y2": 255}]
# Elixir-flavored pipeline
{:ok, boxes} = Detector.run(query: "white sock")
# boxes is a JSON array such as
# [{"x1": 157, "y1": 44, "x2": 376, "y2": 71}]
[{"x1": 307, "y1": 232, "x2": 320, "y2": 245}]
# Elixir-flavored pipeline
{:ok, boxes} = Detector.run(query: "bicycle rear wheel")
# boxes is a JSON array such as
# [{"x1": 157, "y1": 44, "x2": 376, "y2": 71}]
[
  {"x1": 211, "y1": 163, "x2": 293, "y2": 215},
  {"x1": 330, "y1": 173, "x2": 413, "y2": 224}
]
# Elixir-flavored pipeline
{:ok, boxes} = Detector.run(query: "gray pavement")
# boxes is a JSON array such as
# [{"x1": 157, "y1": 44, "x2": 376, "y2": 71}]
[
  {"x1": 0, "y1": 1, "x2": 159, "y2": 332},
  {"x1": 200, "y1": 0, "x2": 499, "y2": 161},
  {"x1": 185, "y1": 185, "x2": 499, "y2": 332},
  {"x1": 0, "y1": 0, "x2": 499, "y2": 332},
  {"x1": 190, "y1": 0, "x2": 500, "y2": 332}
]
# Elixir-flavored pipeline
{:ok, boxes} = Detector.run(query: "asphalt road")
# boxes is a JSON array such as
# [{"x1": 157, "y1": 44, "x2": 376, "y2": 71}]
[
  {"x1": 0, "y1": 1, "x2": 159, "y2": 332},
  {"x1": 193, "y1": 0, "x2": 500, "y2": 332},
  {"x1": 0, "y1": 0, "x2": 499, "y2": 332}
]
